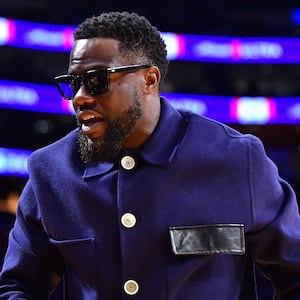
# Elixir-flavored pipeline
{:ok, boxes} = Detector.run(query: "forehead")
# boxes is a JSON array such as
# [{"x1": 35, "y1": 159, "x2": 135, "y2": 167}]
[{"x1": 69, "y1": 38, "x2": 122, "y2": 72}]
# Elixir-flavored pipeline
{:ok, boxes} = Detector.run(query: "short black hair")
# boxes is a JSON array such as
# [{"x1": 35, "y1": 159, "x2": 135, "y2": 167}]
[{"x1": 74, "y1": 11, "x2": 169, "y2": 85}]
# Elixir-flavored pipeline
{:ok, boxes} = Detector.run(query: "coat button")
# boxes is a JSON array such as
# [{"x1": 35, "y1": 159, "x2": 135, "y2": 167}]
[
  {"x1": 124, "y1": 279, "x2": 139, "y2": 295},
  {"x1": 121, "y1": 156, "x2": 135, "y2": 170},
  {"x1": 121, "y1": 213, "x2": 137, "y2": 228}
]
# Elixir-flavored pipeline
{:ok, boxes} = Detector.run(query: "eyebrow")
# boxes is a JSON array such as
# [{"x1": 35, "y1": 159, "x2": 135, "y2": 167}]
[{"x1": 68, "y1": 65, "x2": 109, "y2": 75}]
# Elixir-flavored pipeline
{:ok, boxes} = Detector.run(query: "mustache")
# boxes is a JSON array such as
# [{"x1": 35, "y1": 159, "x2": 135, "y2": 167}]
[{"x1": 77, "y1": 98, "x2": 142, "y2": 163}]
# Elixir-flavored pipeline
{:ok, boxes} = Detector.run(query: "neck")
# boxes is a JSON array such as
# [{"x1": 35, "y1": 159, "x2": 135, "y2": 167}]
[{"x1": 122, "y1": 97, "x2": 161, "y2": 149}]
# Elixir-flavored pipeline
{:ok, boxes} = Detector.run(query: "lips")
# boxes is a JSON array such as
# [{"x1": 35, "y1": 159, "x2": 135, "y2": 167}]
[{"x1": 77, "y1": 110, "x2": 105, "y2": 138}]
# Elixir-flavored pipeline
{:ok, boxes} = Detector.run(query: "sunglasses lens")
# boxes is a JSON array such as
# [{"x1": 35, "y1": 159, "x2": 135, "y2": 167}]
[
  {"x1": 54, "y1": 69, "x2": 109, "y2": 100},
  {"x1": 84, "y1": 70, "x2": 109, "y2": 96},
  {"x1": 55, "y1": 75, "x2": 78, "y2": 100}
]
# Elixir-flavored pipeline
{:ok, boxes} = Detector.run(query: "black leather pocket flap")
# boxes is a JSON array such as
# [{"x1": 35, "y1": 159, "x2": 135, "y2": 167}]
[{"x1": 169, "y1": 224, "x2": 245, "y2": 255}]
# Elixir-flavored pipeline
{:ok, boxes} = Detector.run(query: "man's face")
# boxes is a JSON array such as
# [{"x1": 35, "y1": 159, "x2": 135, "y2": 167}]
[
  {"x1": 77, "y1": 95, "x2": 142, "y2": 163},
  {"x1": 68, "y1": 38, "x2": 146, "y2": 162}
]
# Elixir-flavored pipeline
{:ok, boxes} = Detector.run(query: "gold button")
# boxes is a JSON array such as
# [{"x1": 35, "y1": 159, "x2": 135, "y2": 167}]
[
  {"x1": 124, "y1": 279, "x2": 139, "y2": 295},
  {"x1": 121, "y1": 213, "x2": 137, "y2": 228},
  {"x1": 121, "y1": 156, "x2": 135, "y2": 170}
]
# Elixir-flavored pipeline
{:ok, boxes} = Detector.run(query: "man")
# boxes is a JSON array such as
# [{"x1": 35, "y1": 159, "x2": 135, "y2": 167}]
[{"x1": 0, "y1": 11, "x2": 300, "y2": 299}]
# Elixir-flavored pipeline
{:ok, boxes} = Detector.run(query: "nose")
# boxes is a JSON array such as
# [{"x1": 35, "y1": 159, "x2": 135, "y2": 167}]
[{"x1": 72, "y1": 85, "x2": 95, "y2": 109}]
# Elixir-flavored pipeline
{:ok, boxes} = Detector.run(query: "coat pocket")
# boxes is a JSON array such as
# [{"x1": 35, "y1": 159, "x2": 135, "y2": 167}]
[
  {"x1": 169, "y1": 224, "x2": 245, "y2": 255},
  {"x1": 49, "y1": 236, "x2": 99, "y2": 299}
]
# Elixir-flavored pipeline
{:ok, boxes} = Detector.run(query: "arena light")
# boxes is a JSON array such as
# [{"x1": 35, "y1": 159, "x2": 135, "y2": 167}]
[
  {"x1": 230, "y1": 97, "x2": 276, "y2": 124},
  {"x1": 0, "y1": 79, "x2": 73, "y2": 114},
  {"x1": 2, "y1": 17, "x2": 300, "y2": 63},
  {"x1": 1, "y1": 79, "x2": 300, "y2": 124},
  {"x1": 0, "y1": 147, "x2": 30, "y2": 177},
  {"x1": 0, "y1": 17, "x2": 14, "y2": 45},
  {"x1": 291, "y1": 8, "x2": 300, "y2": 25}
]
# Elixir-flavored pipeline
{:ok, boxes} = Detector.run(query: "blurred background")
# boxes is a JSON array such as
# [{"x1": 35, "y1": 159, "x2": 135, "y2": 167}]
[{"x1": 0, "y1": 1, "x2": 300, "y2": 198}]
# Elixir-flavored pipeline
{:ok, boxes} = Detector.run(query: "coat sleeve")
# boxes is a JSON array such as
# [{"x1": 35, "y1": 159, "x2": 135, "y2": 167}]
[
  {"x1": 246, "y1": 135, "x2": 300, "y2": 299},
  {"x1": 0, "y1": 180, "x2": 64, "y2": 299}
]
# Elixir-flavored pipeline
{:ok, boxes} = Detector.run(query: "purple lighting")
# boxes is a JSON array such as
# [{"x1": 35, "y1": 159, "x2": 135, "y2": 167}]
[
  {"x1": 3, "y1": 18, "x2": 75, "y2": 51},
  {"x1": 0, "y1": 80, "x2": 300, "y2": 124},
  {"x1": 0, "y1": 147, "x2": 30, "y2": 177},
  {"x1": 0, "y1": 80, "x2": 73, "y2": 114},
  {"x1": 0, "y1": 17, "x2": 15, "y2": 45},
  {"x1": 2, "y1": 17, "x2": 300, "y2": 63}
]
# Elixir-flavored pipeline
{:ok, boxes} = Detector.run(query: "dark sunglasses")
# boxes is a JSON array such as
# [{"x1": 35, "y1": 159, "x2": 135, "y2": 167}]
[{"x1": 54, "y1": 64, "x2": 150, "y2": 100}]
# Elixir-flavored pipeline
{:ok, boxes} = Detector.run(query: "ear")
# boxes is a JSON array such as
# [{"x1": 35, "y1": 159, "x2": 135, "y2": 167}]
[{"x1": 143, "y1": 66, "x2": 160, "y2": 94}]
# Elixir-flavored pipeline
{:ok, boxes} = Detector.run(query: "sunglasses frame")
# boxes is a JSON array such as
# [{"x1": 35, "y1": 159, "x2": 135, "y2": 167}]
[{"x1": 54, "y1": 64, "x2": 150, "y2": 100}]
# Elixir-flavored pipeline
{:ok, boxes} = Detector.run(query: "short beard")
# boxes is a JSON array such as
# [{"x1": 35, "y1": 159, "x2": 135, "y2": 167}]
[{"x1": 77, "y1": 100, "x2": 142, "y2": 163}]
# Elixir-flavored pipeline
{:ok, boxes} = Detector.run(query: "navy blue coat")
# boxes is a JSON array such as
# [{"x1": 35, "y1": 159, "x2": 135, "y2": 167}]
[{"x1": 1, "y1": 98, "x2": 300, "y2": 299}]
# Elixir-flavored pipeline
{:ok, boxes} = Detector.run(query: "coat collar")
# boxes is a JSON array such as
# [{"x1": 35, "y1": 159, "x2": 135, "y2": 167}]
[
  {"x1": 83, "y1": 98, "x2": 187, "y2": 179},
  {"x1": 139, "y1": 98, "x2": 186, "y2": 166}
]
